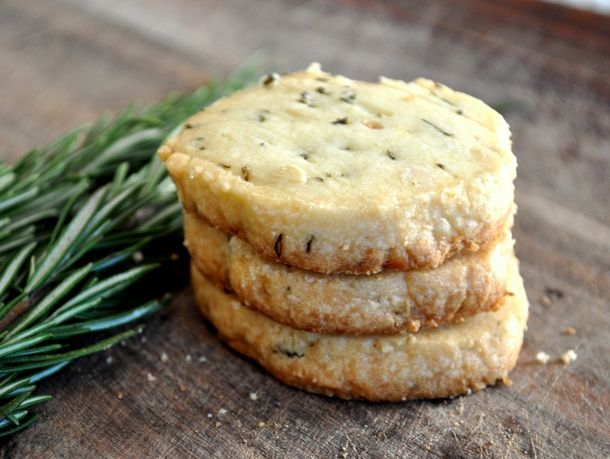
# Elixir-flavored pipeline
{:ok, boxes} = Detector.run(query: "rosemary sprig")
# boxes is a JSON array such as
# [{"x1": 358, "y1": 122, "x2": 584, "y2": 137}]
[{"x1": 0, "y1": 66, "x2": 257, "y2": 436}]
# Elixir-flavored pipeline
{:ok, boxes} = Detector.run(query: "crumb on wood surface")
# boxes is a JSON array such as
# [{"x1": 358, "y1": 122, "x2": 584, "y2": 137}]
[
  {"x1": 536, "y1": 351, "x2": 550, "y2": 364},
  {"x1": 540, "y1": 295, "x2": 552, "y2": 306},
  {"x1": 563, "y1": 326, "x2": 576, "y2": 335},
  {"x1": 560, "y1": 349, "x2": 577, "y2": 365}
]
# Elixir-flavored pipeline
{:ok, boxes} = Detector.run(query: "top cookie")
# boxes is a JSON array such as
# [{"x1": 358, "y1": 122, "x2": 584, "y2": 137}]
[{"x1": 160, "y1": 64, "x2": 516, "y2": 274}]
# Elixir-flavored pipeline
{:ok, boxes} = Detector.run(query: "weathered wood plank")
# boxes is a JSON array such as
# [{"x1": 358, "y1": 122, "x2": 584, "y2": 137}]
[{"x1": 0, "y1": 0, "x2": 608, "y2": 457}]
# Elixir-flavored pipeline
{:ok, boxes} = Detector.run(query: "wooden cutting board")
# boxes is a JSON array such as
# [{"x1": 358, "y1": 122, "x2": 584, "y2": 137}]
[{"x1": 0, "y1": 0, "x2": 608, "y2": 457}]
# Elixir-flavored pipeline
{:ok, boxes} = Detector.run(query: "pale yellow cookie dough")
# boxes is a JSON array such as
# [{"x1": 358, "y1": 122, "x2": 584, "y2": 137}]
[
  {"x1": 190, "y1": 256, "x2": 528, "y2": 401},
  {"x1": 185, "y1": 212, "x2": 514, "y2": 334}
]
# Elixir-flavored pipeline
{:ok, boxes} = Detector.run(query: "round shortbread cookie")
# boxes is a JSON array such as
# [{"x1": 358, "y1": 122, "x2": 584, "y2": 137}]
[
  {"x1": 190, "y1": 257, "x2": 528, "y2": 401},
  {"x1": 160, "y1": 64, "x2": 516, "y2": 274},
  {"x1": 184, "y1": 212, "x2": 514, "y2": 334}
]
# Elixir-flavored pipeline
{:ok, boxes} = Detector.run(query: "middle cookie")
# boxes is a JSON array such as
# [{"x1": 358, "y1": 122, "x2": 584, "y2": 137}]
[{"x1": 184, "y1": 212, "x2": 513, "y2": 334}]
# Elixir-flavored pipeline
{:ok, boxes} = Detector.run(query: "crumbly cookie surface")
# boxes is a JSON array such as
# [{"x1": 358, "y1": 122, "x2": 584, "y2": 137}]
[
  {"x1": 191, "y1": 258, "x2": 528, "y2": 401},
  {"x1": 161, "y1": 64, "x2": 516, "y2": 273},
  {"x1": 185, "y1": 213, "x2": 514, "y2": 334}
]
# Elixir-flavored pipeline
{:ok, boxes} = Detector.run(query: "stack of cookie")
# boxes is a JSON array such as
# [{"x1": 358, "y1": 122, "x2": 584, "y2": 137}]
[{"x1": 159, "y1": 64, "x2": 528, "y2": 401}]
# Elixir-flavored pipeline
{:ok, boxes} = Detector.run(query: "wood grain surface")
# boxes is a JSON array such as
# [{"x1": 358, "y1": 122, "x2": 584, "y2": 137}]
[{"x1": 1, "y1": 0, "x2": 609, "y2": 457}]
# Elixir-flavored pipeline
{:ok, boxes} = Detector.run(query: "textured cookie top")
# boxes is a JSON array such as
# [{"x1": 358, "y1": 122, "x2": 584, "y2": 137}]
[
  {"x1": 161, "y1": 64, "x2": 516, "y2": 273},
  {"x1": 166, "y1": 63, "x2": 512, "y2": 204}
]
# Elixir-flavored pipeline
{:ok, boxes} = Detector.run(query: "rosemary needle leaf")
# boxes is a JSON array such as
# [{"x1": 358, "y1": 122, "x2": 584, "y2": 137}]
[
  {"x1": 49, "y1": 180, "x2": 90, "y2": 244},
  {"x1": 0, "y1": 392, "x2": 31, "y2": 419},
  {"x1": 82, "y1": 128, "x2": 163, "y2": 176},
  {"x1": 0, "y1": 414, "x2": 38, "y2": 436},
  {"x1": 0, "y1": 231, "x2": 36, "y2": 257},
  {"x1": 17, "y1": 395, "x2": 53, "y2": 410},
  {"x1": 0, "y1": 328, "x2": 142, "y2": 372},
  {"x1": 0, "y1": 187, "x2": 39, "y2": 215},
  {"x1": 109, "y1": 162, "x2": 130, "y2": 198},
  {"x1": 0, "y1": 334, "x2": 52, "y2": 360},
  {"x1": 57, "y1": 264, "x2": 158, "y2": 313},
  {"x1": 28, "y1": 362, "x2": 70, "y2": 383},
  {"x1": 50, "y1": 300, "x2": 162, "y2": 337},
  {"x1": 0, "y1": 243, "x2": 36, "y2": 300},
  {"x1": 90, "y1": 238, "x2": 150, "y2": 272},
  {"x1": 8, "y1": 344, "x2": 64, "y2": 359},
  {"x1": 0, "y1": 377, "x2": 31, "y2": 398},
  {"x1": 4, "y1": 264, "x2": 93, "y2": 341},
  {"x1": 26, "y1": 188, "x2": 105, "y2": 292},
  {"x1": 0, "y1": 173, "x2": 16, "y2": 196}
]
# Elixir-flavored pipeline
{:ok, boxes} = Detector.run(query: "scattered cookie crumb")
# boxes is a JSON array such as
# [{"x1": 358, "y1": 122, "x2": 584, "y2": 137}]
[
  {"x1": 116, "y1": 392, "x2": 124, "y2": 400},
  {"x1": 185, "y1": 354, "x2": 192, "y2": 362},
  {"x1": 563, "y1": 326, "x2": 576, "y2": 336},
  {"x1": 258, "y1": 421, "x2": 265, "y2": 427},
  {"x1": 215, "y1": 421, "x2": 221, "y2": 427},
  {"x1": 502, "y1": 376, "x2": 513, "y2": 386},
  {"x1": 456, "y1": 401, "x2": 464, "y2": 415},
  {"x1": 539, "y1": 295, "x2": 551, "y2": 306},
  {"x1": 160, "y1": 352, "x2": 169, "y2": 362},
  {"x1": 560, "y1": 350, "x2": 577, "y2": 365},
  {"x1": 218, "y1": 408, "x2": 227, "y2": 415},
  {"x1": 198, "y1": 356, "x2": 208, "y2": 363},
  {"x1": 535, "y1": 351, "x2": 550, "y2": 364},
  {"x1": 341, "y1": 443, "x2": 349, "y2": 458},
  {"x1": 147, "y1": 372, "x2": 157, "y2": 382},
  {"x1": 249, "y1": 392, "x2": 258, "y2": 401}
]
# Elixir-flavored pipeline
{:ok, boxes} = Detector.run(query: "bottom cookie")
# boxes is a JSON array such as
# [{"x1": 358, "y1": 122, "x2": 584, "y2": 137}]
[{"x1": 190, "y1": 258, "x2": 528, "y2": 401}]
